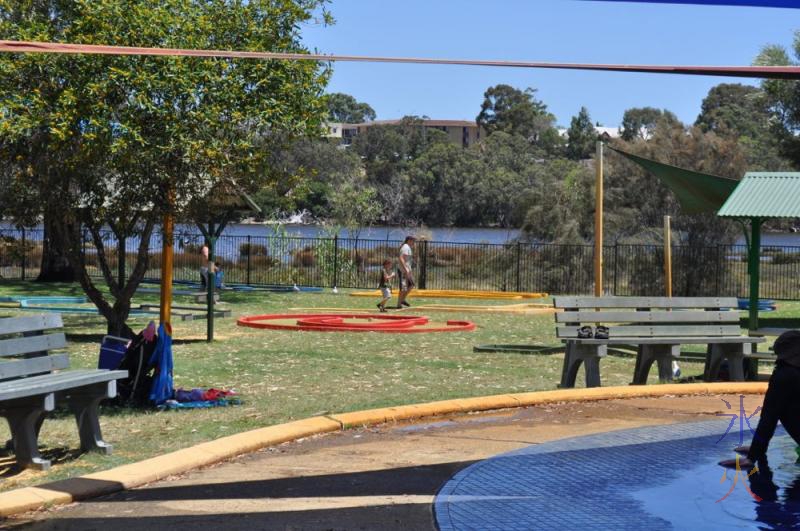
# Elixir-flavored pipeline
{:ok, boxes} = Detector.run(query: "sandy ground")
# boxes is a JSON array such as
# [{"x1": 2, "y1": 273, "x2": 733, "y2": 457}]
[{"x1": 6, "y1": 393, "x2": 761, "y2": 531}]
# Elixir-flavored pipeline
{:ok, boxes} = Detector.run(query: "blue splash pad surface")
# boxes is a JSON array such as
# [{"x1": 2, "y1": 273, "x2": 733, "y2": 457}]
[{"x1": 435, "y1": 419, "x2": 800, "y2": 530}]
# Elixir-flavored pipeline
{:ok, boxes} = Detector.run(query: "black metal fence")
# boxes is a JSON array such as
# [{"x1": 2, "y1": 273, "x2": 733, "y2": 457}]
[{"x1": 2, "y1": 227, "x2": 799, "y2": 299}]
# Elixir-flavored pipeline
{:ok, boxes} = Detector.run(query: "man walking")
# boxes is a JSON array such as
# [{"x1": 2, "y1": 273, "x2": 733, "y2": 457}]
[{"x1": 397, "y1": 236, "x2": 415, "y2": 309}]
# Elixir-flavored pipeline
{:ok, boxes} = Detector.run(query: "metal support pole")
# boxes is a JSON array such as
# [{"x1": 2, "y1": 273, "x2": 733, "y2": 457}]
[
  {"x1": 206, "y1": 227, "x2": 215, "y2": 343},
  {"x1": 613, "y1": 242, "x2": 619, "y2": 296},
  {"x1": 419, "y1": 240, "x2": 428, "y2": 290},
  {"x1": 21, "y1": 227, "x2": 26, "y2": 280},
  {"x1": 748, "y1": 218, "x2": 763, "y2": 332},
  {"x1": 516, "y1": 241, "x2": 521, "y2": 292},
  {"x1": 246, "y1": 234, "x2": 252, "y2": 286},
  {"x1": 594, "y1": 141, "x2": 604, "y2": 296},
  {"x1": 159, "y1": 211, "x2": 174, "y2": 326},
  {"x1": 332, "y1": 235, "x2": 339, "y2": 289},
  {"x1": 664, "y1": 216, "x2": 672, "y2": 297}
]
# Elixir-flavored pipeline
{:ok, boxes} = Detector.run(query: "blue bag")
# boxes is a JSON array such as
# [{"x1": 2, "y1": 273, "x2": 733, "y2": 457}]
[{"x1": 148, "y1": 323, "x2": 174, "y2": 405}]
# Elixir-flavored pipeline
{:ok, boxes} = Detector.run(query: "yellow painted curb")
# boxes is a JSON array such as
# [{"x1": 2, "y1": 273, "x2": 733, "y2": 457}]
[{"x1": 0, "y1": 382, "x2": 766, "y2": 518}]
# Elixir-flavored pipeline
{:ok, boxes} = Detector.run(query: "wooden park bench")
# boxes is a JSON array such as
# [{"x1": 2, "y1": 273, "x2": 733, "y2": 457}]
[
  {"x1": 553, "y1": 297, "x2": 765, "y2": 388},
  {"x1": 0, "y1": 314, "x2": 127, "y2": 470}
]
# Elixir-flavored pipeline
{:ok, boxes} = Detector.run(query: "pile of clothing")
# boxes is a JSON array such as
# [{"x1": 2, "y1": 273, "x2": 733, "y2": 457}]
[
  {"x1": 108, "y1": 321, "x2": 239, "y2": 410},
  {"x1": 161, "y1": 387, "x2": 240, "y2": 410}
]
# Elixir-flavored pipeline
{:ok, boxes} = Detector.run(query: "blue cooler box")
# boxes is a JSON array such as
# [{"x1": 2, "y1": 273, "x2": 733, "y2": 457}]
[{"x1": 98, "y1": 335, "x2": 130, "y2": 370}]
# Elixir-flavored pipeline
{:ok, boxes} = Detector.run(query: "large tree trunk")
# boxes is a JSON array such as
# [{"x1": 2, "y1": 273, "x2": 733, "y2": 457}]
[{"x1": 36, "y1": 213, "x2": 76, "y2": 282}]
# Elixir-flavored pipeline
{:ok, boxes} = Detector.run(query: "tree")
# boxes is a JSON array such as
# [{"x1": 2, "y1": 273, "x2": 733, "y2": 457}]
[
  {"x1": 405, "y1": 142, "x2": 484, "y2": 226},
  {"x1": 755, "y1": 33, "x2": 800, "y2": 166},
  {"x1": 606, "y1": 123, "x2": 745, "y2": 247},
  {"x1": 695, "y1": 83, "x2": 792, "y2": 171},
  {"x1": 565, "y1": 107, "x2": 597, "y2": 160},
  {"x1": 476, "y1": 85, "x2": 559, "y2": 153},
  {"x1": 257, "y1": 138, "x2": 364, "y2": 220},
  {"x1": 520, "y1": 159, "x2": 595, "y2": 243},
  {"x1": 352, "y1": 116, "x2": 449, "y2": 224},
  {"x1": 326, "y1": 92, "x2": 376, "y2": 123},
  {"x1": 0, "y1": 0, "x2": 331, "y2": 336},
  {"x1": 619, "y1": 107, "x2": 680, "y2": 141}
]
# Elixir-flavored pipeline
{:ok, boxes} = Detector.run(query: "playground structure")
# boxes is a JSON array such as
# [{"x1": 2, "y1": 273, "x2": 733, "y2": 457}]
[
  {"x1": 349, "y1": 289, "x2": 548, "y2": 300},
  {"x1": 237, "y1": 313, "x2": 475, "y2": 333}
]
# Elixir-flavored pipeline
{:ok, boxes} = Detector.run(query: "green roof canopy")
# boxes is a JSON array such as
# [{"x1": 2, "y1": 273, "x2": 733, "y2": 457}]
[
  {"x1": 718, "y1": 172, "x2": 800, "y2": 219},
  {"x1": 608, "y1": 146, "x2": 739, "y2": 215},
  {"x1": 607, "y1": 148, "x2": 798, "y2": 333}
]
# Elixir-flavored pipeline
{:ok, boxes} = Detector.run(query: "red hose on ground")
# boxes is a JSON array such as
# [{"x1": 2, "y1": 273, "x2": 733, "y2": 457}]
[{"x1": 237, "y1": 314, "x2": 475, "y2": 333}]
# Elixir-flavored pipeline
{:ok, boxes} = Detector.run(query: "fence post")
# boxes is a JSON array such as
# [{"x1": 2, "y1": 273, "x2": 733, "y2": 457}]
[
  {"x1": 613, "y1": 242, "x2": 619, "y2": 296},
  {"x1": 419, "y1": 240, "x2": 428, "y2": 290},
  {"x1": 332, "y1": 235, "x2": 339, "y2": 288},
  {"x1": 716, "y1": 244, "x2": 722, "y2": 296},
  {"x1": 21, "y1": 227, "x2": 26, "y2": 280},
  {"x1": 246, "y1": 235, "x2": 252, "y2": 286},
  {"x1": 515, "y1": 241, "x2": 521, "y2": 292}
]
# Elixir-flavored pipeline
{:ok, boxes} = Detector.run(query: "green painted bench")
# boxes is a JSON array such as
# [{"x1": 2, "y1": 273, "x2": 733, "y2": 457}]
[
  {"x1": 0, "y1": 314, "x2": 127, "y2": 470},
  {"x1": 553, "y1": 296, "x2": 765, "y2": 388}
]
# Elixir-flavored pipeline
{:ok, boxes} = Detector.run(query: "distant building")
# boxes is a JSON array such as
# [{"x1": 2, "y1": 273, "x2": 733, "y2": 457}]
[
  {"x1": 557, "y1": 126, "x2": 620, "y2": 140},
  {"x1": 326, "y1": 119, "x2": 485, "y2": 148}
]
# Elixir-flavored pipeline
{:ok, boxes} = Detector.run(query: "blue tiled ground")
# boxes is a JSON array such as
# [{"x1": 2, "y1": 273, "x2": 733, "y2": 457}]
[{"x1": 435, "y1": 419, "x2": 800, "y2": 530}]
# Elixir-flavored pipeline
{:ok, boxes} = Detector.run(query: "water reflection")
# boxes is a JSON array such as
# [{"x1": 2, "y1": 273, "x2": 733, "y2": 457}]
[{"x1": 749, "y1": 458, "x2": 800, "y2": 529}]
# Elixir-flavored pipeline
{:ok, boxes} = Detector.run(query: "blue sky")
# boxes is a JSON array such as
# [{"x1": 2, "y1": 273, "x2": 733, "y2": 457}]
[{"x1": 301, "y1": 0, "x2": 799, "y2": 128}]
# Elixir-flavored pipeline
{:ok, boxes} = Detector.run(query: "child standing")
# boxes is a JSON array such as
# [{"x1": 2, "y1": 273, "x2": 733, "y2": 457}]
[{"x1": 377, "y1": 259, "x2": 396, "y2": 312}]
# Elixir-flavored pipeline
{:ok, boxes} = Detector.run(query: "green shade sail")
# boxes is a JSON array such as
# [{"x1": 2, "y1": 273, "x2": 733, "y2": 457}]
[
  {"x1": 608, "y1": 146, "x2": 740, "y2": 214},
  {"x1": 718, "y1": 172, "x2": 800, "y2": 219}
]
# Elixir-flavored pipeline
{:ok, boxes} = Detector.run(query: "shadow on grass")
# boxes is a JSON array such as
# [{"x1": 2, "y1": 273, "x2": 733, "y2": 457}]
[
  {"x1": 65, "y1": 332, "x2": 207, "y2": 346},
  {"x1": 743, "y1": 316, "x2": 800, "y2": 330},
  {"x1": 0, "y1": 446, "x2": 82, "y2": 478}
]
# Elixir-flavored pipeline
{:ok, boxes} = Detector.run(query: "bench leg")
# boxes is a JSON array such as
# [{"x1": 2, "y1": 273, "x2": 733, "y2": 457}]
[
  {"x1": 559, "y1": 342, "x2": 580, "y2": 388},
  {"x1": 67, "y1": 381, "x2": 116, "y2": 454},
  {"x1": 705, "y1": 344, "x2": 751, "y2": 382},
  {"x1": 632, "y1": 345, "x2": 680, "y2": 385},
  {"x1": 584, "y1": 355, "x2": 602, "y2": 388},
  {"x1": 2, "y1": 394, "x2": 55, "y2": 470},
  {"x1": 559, "y1": 343, "x2": 605, "y2": 388}
]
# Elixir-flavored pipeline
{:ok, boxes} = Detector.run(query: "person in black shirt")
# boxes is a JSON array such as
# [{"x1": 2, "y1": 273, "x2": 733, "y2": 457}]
[{"x1": 722, "y1": 330, "x2": 800, "y2": 468}]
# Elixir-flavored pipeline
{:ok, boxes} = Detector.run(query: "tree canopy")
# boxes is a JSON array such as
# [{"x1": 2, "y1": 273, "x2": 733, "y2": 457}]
[
  {"x1": 619, "y1": 107, "x2": 680, "y2": 141},
  {"x1": 476, "y1": 85, "x2": 561, "y2": 154},
  {"x1": 565, "y1": 107, "x2": 597, "y2": 160},
  {"x1": 0, "y1": 0, "x2": 331, "y2": 335},
  {"x1": 326, "y1": 92, "x2": 376, "y2": 123}
]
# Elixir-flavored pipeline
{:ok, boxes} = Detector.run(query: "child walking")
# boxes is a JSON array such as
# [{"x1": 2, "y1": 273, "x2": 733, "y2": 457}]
[{"x1": 377, "y1": 259, "x2": 396, "y2": 312}]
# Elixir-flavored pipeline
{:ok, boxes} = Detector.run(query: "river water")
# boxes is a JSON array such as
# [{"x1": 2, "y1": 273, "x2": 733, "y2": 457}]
[{"x1": 3, "y1": 221, "x2": 800, "y2": 247}]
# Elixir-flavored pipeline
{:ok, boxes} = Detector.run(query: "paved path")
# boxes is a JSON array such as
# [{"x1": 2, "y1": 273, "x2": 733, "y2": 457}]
[{"x1": 8, "y1": 394, "x2": 760, "y2": 530}]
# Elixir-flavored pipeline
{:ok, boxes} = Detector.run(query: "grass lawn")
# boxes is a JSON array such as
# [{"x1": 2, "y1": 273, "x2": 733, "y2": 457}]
[{"x1": 0, "y1": 279, "x2": 795, "y2": 491}]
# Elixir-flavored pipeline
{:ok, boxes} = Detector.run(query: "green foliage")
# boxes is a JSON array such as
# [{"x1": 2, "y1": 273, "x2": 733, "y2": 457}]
[
  {"x1": 754, "y1": 32, "x2": 800, "y2": 166},
  {"x1": 476, "y1": 85, "x2": 561, "y2": 155},
  {"x1": 326, "y1": 92, "x2": 376, "y2": 123},
  {"x1": 258, "y1": 138, "x2": 363, "y2": 219},
  {"x1": 695, "y1": 83, "x2": 792, "y2": 172},
  {"x1": 565, "y1": 106, "x2": 597, "y2": 160},
  {"x1": 606, "y1": 122, "x2": 744, "y2": 247},
  {"x1": 619, "y1": 107, "x2": 680, "y2": 141},
  {"x1": 0, "y1": 0, "x2": 331, "y2": 333},
  {"x1": 520, "y1": 159, "x2": 595, "y2": 243},
  {"x1": 328, "y1": 179, "x2": 382, "y2": 237}
]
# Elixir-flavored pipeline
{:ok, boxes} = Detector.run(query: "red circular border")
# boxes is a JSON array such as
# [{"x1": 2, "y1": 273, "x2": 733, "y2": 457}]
[{"x1": 237, "y1": 313, "x2": 475, "y2": 333}]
